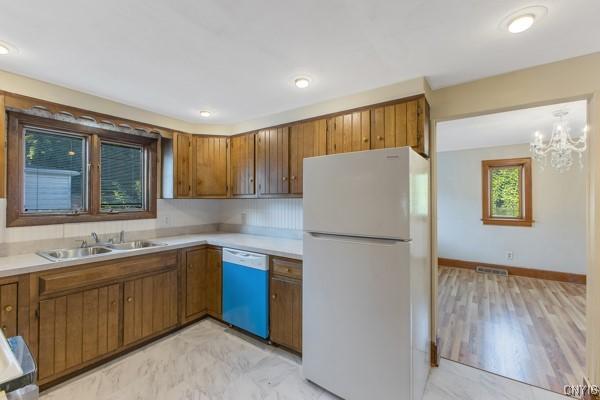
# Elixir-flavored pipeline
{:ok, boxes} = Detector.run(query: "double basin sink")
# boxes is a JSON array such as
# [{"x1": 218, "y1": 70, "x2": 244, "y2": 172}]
[{"x1": 37, "y1": 240, "x2": 167, "y2": 262}]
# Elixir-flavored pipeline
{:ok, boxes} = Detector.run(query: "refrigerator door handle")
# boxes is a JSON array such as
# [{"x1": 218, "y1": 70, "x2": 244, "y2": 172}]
[{"x1": 307, "y1": 232, "x2": 412, "y2": 244}]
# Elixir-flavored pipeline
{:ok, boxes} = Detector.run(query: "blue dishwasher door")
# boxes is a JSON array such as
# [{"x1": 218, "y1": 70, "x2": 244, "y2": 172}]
[{"x1": 222, "y1": 248, "x2": 269, "y2": 339}]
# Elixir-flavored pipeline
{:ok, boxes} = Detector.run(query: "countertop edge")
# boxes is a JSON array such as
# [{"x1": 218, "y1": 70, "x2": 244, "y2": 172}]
[{"x1": 0, "y1": 233, "x2": 302, "y2": 278}]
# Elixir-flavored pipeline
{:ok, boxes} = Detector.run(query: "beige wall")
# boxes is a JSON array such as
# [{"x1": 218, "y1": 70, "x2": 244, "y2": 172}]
[
  {"x1": 428, "y1": 51, "x2": 600, "y2": 385},
  {"x1": 0, "y1": 69, "x2": 230, "y2": 135},
  {"x1": 438, "y1": 144, "x2": 586, "y2": 274}
]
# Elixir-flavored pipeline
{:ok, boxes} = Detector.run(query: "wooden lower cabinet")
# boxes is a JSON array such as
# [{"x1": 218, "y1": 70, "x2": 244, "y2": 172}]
[
  {"x1": 184, "y1": 247, "x2": 207, "y2": 321},
  {"x1": 269, "y1": 258, "x2": 302, "y2": 353},
  {"x1": 206, "y1": 247, "x2": 222, "y2": 319},
  {"x1": 38, "y1": 283, "x2": 120, "y2": 380},
  {"x1": 0, "y1": 283, "x2": 18, "y2": 337},
  {"x1": 183, "y1": 246, "x2": 222, "y2": 322},
  {"x1": 123, "y1": 269, "x2": 178, "y2": 345}
]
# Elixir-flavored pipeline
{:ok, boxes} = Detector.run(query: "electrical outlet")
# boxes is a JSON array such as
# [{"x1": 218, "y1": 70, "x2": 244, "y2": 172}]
[
  {"x1": 241, "y1": 212, "x2": 247, "y2": 225},
  {"x1": 506, "y1": 251, "x2": 514, "y2": 261},
  {"x1": 164, "y1": 215, "x2": 171, "y2": 226}
]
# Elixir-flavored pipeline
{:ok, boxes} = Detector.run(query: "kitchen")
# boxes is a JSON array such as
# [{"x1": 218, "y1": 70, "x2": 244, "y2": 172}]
[{"x1": 0, "y1": 2, "x2": 599, "y2": 400}]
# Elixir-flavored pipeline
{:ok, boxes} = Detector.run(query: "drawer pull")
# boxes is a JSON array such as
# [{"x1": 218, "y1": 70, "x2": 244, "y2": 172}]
[
  {"x1": 127, "y1": 297, "x2": 133, "y2": 303},
  {"x1": 4, "y1": 305, "x2": 12, "y2": 312}
]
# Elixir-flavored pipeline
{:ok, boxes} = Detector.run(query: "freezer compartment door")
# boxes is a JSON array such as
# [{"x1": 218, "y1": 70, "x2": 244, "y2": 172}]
[
  {"x1": 302, "y1": 232, "x2": 412, "y2": 400},
  {"x1": 303, "y1": 147, "x2": 412, "y2": 239}
]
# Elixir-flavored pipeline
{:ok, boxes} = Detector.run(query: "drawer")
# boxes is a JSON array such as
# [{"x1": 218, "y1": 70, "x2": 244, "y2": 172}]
[
  {"x1": 271, "y1": 258, "x2": 302, "y2": 280},
  {"x1": 39, "y1": 251, "x2": 178, "y2": 297}
]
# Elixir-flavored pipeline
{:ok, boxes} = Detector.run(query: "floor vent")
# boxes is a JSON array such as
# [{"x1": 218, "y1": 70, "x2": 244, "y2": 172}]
[{"x1": 475, "y1": 266, "x2": 509, "y2": 276}]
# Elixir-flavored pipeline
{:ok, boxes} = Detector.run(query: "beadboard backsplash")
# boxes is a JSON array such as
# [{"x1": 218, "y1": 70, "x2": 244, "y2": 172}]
[{"x1": 219, "y1": 198, "x2": 303, "y2": 239}]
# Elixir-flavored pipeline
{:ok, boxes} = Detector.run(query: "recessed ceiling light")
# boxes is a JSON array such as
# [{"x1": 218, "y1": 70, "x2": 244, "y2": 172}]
[
  {"x1": 294, "y1": 77, "x2": 311, "y2": 89},
  {"x1": 508, "y1": 14, "x2": 535, "y2": 33},
  {"x1": 500, "y1": 6, "x2": 547, "y2": 34},
  {"x1": 199, "y1": 110, "x2": 211, "y2": 118}
]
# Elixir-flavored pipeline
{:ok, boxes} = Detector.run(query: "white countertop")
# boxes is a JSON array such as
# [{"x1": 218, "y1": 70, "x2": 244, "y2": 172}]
[{"x1": 0, "y1": 232, "x2": 303, "y2": 278}]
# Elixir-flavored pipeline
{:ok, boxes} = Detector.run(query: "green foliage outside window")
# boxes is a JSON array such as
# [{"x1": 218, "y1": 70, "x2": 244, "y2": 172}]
[{"x1": 490, "y1": 166, "x2": 521, "y2": 218}]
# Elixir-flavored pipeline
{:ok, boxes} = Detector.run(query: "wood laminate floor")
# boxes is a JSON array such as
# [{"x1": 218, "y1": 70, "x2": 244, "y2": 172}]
[{"x1": 438, "y1": 266, "x2": 586, "y2": 394}]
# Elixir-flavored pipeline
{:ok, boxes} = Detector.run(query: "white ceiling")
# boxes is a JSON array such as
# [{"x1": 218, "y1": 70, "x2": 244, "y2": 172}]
[
  {"x1": 437, "y1": 100, "x2": 588, "y2": 152},
  {"x1": 0, "y1": 0, "x2": 599, "y2": 124}
]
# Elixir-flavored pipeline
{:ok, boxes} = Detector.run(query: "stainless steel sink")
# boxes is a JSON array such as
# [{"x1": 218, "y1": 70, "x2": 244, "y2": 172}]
[
  {"x1": 37, "y1": 246, "x2": 113, "y2": 261},
  {"x1": 108, "y1": 240, "x2": 166, "y2": 251}
]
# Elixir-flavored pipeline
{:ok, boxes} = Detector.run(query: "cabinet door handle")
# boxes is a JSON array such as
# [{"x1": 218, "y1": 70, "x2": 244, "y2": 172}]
[
  {"x1": 249, "y1": 178, "x2": 254, "y2": 183},
  {"x1": 282, "y1": 177, "x2": 287, "y2": 181},
  {"x1": 291, "y1": 176, "x2": 296, "y2": 181},
  {"x1": 127, "y1": 297, "x2": 133, "y2": 303},
  {"x1": 4, "y1": 305, "x2": 12, "y2": 312},
  {"x1": 271, "y1": 294, "x2": 277, "y2": 300},
  {"x1": 377, "y1": 136, "x2": 383, "y2": 141},
  {"x1": 363, "y1": 137, "x2": 369, "y2": 143}
]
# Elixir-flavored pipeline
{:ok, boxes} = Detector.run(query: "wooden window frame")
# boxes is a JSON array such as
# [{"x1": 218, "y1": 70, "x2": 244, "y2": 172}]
[
  {"x1": 7, "y1": 112, "x2": 157, "y2": 227},
  {"x1": 481, "y1": 157, "x2": 533, "y2": 227}
]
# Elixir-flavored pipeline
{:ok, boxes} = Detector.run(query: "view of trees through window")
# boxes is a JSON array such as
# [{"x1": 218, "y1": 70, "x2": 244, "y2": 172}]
[
  {"x1": 100, "y1": 142, "x2": 144, "y2": 210},
  {"x1": 490, "y1": 166, "x2": 521, "y2": 218},
  {"x1": 24, "y1": 129, "x2": 86, "y2": 213}
]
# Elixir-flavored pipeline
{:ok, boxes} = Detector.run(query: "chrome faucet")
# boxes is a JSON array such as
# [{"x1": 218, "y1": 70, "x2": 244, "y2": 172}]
[{"x1": 91, "y1": 232, "x2": 100, "y2": 243}]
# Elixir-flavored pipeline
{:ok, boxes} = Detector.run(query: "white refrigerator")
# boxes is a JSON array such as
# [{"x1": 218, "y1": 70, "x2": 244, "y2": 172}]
[{"x1": 302, "y1": 147, "x2": 431, "y2": 400}]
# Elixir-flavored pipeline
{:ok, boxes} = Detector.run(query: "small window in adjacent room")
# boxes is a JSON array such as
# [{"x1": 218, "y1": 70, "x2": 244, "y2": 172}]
[
  {"x1": 482, "y1": 158, "x2": 532, "y2": 227},
  {"x1": 100, "y1": 142, "x2": 145, "y2": 212}
]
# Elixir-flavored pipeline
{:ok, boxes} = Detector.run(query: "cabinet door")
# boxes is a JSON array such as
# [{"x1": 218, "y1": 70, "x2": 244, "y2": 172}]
[
  {"x1": 290, "y1": 120, "x2": 327, "y2": 194},
  {"x1": 174, "y1": 132, "x2": 194, "y2": 197},
  {"x1": 256, "y1": 127, "x2": 289, "y2": 195},
  {"x1": 327, "y1": 111, "x2": 370, "y2": 155},
  {"x1": 206, "y1": 247, "x2": 222, "y2": 318},
  {"x1": 193, "y1": 136, "x2": 228, "y2": 197},
  {"x1": 230, "y1": 133, "x2": 256, "y2": 196},
  {"x1": 123, "y1": 270, "x2": 178, "y2": 346},
  {"x1": 185, "y1": 248, "x2": 207, "y2": 320},
  {"x1": 371, "y1": 103, "x2": 408, "y2": 149},
  {"x1": 370, "y1": 98, "x2": 429, "y2": 156},
  {"x1": 38, "y1": 284, "x2": 120, "y2": 380},
  {"x1": 270, "y1": 277, "x2": 302, "y2": 352},
  {"x1": 0, "y1": 283, "x2": 17, "y2": 337}
]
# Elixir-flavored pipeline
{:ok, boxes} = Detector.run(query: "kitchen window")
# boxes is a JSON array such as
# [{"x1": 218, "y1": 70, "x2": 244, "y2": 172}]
[
  {"x1": 7, "y1": 112, "x2": 157, "y2": 227},
  {"x1": 481, "y1": 158, "x2": 533, "y2": 227}
]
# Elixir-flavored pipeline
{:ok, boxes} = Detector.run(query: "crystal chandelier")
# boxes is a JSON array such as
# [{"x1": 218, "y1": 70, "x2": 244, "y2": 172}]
[{"x1": 530, "y1": 110, "x2": 588, "y2": 172}]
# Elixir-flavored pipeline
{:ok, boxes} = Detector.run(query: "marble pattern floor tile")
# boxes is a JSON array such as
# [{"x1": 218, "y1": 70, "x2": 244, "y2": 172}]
[{"x1": 40, "y1": 319, "x2": 572, "y2": 400}]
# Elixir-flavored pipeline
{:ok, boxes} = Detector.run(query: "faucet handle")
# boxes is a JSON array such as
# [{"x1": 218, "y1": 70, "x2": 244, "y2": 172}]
[{"x1": 77, "y1": 240, "x2": 88, "y2": 248}]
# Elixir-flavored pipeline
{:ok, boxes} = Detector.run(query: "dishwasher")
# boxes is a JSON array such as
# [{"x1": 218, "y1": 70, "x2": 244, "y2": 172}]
[{"x1": 222, "y1": 248, "x2": 269, "y2": 339}]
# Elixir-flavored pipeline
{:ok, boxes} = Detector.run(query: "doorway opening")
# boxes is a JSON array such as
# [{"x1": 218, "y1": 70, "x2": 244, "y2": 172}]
[{"x1": 435, "y1": 100, "x2": 587, "y2": 394}]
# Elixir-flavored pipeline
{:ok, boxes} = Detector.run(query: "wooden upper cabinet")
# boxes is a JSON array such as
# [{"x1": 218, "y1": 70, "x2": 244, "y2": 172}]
[
  {"x1": 123, "y1": 269, "x2": 178, "y2": 346},
  {"x1": 173, "y1": 132, "x2": 194, "y2": 198},
  {"x1": 256, "y1": 127, "x2": 290, "y2": 196},
  {"x1": 370, "y1": 97, "x2": 430, "y2": 157},
  {"x1": 193, "y1": 136, "x2": 228, "y2": 197},
  {"x1": 327, "y1": 111, "x2": 370, "y2": 155},
  {"x1": 230, "y1": 133, "x2": 256, "y2": 196},
  {"x1": 290, "y1": 120, "x2": 327, "y2": 194},
  {"x1": 38, "y1": 283, "x2": 121, "y2": 381}
]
